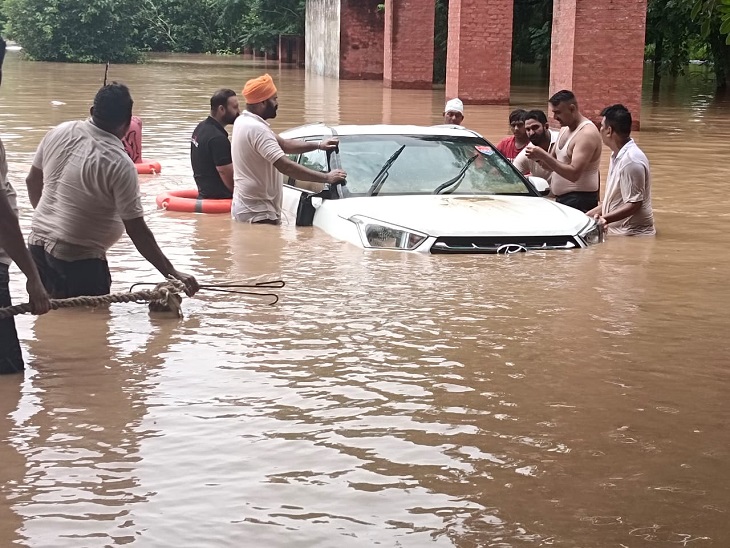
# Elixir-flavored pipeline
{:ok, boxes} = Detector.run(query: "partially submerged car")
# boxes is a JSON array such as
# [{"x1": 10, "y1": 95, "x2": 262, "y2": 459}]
[{"x1": 280, "y1": 124, "x2": 602, "y2": 254}]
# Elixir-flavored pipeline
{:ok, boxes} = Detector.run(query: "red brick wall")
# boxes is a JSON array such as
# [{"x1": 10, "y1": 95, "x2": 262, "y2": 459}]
[
  {"x1": 383, "y1": 0, "x2": 436, "y2": 89},
  {"x1": 550, "y1": 0, "x2": 647, "y2": 129},
  {"x1": 445, "y1": 0, "x2": 513, "y2": 104},
  {"x1": 340, "y1": 0, "x2": 385, "y2": 80}
]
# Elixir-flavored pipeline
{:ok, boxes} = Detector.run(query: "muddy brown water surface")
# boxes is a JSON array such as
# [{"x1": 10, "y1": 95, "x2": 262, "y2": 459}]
[{"x1": 0, "y1": 54, "x2": 729, "y2": 547}]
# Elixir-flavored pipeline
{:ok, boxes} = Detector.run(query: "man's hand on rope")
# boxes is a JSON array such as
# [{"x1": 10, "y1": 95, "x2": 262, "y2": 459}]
[
  {"x1": 26, "y1": 278, "x2": 51, "y2": 315},
  {"x1": 169, "y1": 270, "x2": 199, "y2": 296}
]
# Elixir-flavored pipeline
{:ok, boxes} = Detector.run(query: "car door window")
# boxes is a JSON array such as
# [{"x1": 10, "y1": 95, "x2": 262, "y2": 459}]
[{"x1": 288, "y1": 141, "x2": 328, "y2": 191}]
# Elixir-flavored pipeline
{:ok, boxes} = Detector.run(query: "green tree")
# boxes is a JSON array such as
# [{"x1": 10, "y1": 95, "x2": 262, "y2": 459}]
[
  {"x1": 4, "y1": 0, "x2": 139, "y2": 62},
  {"x1": 646, "y1": 0, "x2": 701, "y2": 91},
  {"x1": 239, "y1": 0, "x2": 305, "y2": 53},
  {"x1": 512, "y1": 0, "x2": 552, "y2": 71},
  {"x1": 692, "y1": 0, "x2": 730, "y2": 90}
]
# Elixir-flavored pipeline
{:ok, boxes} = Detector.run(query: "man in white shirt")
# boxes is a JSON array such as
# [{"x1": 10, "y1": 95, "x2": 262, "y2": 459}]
[
  {"x1": 25, "y1": 83, "x2": 199, "y2": 298},
  {"x1": 513, "y1": 109, "x2": 558, "y2": 183},
  {"x1": 231, "y1": 74, "x2": 347, "y2": 224},
  {"x1": 586, "y1": 104, "x2": 655, "y2": 236}
]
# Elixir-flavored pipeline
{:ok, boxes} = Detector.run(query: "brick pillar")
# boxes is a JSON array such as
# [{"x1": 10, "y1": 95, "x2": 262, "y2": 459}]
[
  {"x1": 550, "y1": 0, "x2": 647, "y2": 129},
  {"x1": 445, "y1": 0, "x2": 513, "y2": 104},
  {"x1": 383, "y1": 0, "x2": 435, "y2": 89},
  {"x1": 340, "y1": 0, "x2": 384, "y2": 80}
]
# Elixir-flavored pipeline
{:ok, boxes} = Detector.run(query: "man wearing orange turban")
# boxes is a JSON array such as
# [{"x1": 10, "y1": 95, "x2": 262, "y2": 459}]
[{"x1": 231, "y1": 73, "x2": 347, "y2": 224}]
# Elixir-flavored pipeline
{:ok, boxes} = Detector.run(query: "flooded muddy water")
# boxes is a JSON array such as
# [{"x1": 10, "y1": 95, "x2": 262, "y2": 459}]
[{"x1": 0, "y1": 53, "x2": 729, "y2": 546}]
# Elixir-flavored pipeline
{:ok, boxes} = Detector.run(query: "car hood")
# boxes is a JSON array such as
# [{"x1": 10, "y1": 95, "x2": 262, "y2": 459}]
[{"x1": 325, "y1": 195, "x2": 591, "y2": 236}]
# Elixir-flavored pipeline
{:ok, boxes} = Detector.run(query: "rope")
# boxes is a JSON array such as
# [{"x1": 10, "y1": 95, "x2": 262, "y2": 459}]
[{"x1": 0, "y1": 280, "x2": 186, "y2": 320}]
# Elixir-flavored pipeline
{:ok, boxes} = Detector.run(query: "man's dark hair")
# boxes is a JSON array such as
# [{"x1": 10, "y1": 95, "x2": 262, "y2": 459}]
[
  {"x1": 523, "y1": 109, "x2": 548, "y2": 125},
  {"x1": 548, "y1": 89, "x2": 577, "y2": 106},
  {"x1": 210, "y1": 88, "x2": 236, "y2": 110},
  {"x1": 600, "y1": 104, "x2": 632, "y2": 137},
  {"x1": 509, "y1": 108, "x2": 527, "y2": 124},
  {"x1": 93, "y1": 82, "x2": 133, "y2": 129}
]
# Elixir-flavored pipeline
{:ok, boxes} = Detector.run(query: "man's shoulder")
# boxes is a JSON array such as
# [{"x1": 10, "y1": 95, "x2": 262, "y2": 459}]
[
  {"x1": 46, "y1": 120, "x2": 82, "y2": 138},
  {"x1": 496, "y1": 136, "x2": 514, "y2": 152},
  {"x1": 618, "y1": 140, "x2": 649, "y2": 166}
]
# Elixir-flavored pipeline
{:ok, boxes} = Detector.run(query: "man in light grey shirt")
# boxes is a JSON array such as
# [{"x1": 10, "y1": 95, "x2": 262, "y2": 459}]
[
  {"x1": 586, "y1": 104, "x2": 655, "y2": 236},
  {"x1": 26, "y1": 83, "x2": 199, "y2": 297}
]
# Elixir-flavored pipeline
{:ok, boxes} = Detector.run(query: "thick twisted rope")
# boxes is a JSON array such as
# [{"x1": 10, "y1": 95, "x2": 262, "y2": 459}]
[{"x1": 0, "y1": 280, "x2": 186, "y2": 320}]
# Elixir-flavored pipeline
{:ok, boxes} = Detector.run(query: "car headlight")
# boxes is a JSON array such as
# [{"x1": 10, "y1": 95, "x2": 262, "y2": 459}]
[
  {"x1": 578, "y1": 220, "x2": 604, "y2": 246},
  {"x1": 349, "y1": 215, "x2": 428, "y2": 250}
]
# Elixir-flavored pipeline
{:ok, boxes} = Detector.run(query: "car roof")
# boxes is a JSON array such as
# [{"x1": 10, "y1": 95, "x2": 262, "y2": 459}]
[{"x1": 279, "y1": 123, "x2": 486, "y2": 140}]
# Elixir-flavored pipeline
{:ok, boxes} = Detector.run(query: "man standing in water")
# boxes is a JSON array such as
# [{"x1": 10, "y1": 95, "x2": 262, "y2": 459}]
[
  {"x1": 525, "y1": 90, "x2": 602, "y2": 212},
  {"x1": 442, "y1": 98, "x2": 465, "y2": 126},
  {"x1": 191, "y1": 89, "x2": 240, "y2": 199},
  {"x1": 586, "y1": 104, "x2": 655, "y2": 236},
  {"x1": 0, "y1": 35, "x2": 51, "y2": 374},
  {"x1": 496, "y1": 109, "x2": 529, "y2": 162},
  {"x1": 1, "y1": 141, "x2": 51, "y2": 374},
  {"x1": 25, "y1": 82, "x2": 199, "y2": 298},
  {"x1": 231, "y1": 73, "x2": 347, "y2": 224}
]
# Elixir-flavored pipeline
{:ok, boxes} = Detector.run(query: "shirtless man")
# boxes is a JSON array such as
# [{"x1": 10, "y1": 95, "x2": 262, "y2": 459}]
[{"x1": 525, "y1": 90, "x2": 602, "y2": 212}]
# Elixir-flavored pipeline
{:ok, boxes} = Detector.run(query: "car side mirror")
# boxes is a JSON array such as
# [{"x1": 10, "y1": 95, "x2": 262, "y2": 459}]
[{"x1": 528, "y1": 176, "x2": 550, "y2": 196}]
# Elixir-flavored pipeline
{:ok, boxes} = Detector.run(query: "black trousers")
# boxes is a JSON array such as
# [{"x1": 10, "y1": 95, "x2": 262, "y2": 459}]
[
  {"x1": 29, "y1": 245, "x2": 111, "y2": 299},
  {"x1": 0, "y1": 263, "x2": 24, "y2": 374},
  {"x1": 555, "y1": 191, "x2": 599, "y2": 213}
]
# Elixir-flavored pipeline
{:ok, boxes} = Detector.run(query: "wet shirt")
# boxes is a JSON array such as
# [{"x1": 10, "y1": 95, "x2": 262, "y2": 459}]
[
  {"x1": 190, "y1": 116, "x2": 233, "y2": 199},
  {"x1": 0, "y1": 137, "x2": 19, "y2": 267},
  {"x1": 603, "y1": 139, "x2": 655, "y2": 236},
  {"x1": 231, "y1": 111, "x2": 286, "y2": 223},
  {"x1": 29, "y1": 120, "x2": 144, "y2": 261}
]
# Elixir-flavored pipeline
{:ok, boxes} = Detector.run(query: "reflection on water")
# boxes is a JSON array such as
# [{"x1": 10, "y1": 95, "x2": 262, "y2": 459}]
[{"x1": 0, "y1": 54, "x2": 729, "y2": 546}]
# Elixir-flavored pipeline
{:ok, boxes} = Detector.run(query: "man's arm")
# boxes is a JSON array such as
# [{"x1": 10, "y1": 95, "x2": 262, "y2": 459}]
[
  {"x1": 26, "y1": 166, "x2": 44, "y2": 208},
  {"x1": 276, "y1": 135, "x2": 339, "y2": 155},
  {"x1": 208, "y1": 136, "x2": 234, "y2": 192},
  {"x1": 599, "y1": 201, "x2": 642, "y2": 225},
  {"x1": 526, "y1": 131, "x2": 599, "y2": 183},
  {"x1": 0, "y1": 191, "x2": 50, "y2": 313},
  {"x1": 273, "y1": 156, "x2": 346, "y2": 186},
  {"x1": 585, "y1": 203, "x2": 602, "y2": 218},
  {"x1": 215, "y1": 164, "x2": 234, "y2": 192},
  {"x1": 512, "y1": 148, "x2": 531, "y2": 175},
  {"x1": 122, "y1": 217, "x2": 199, "y2": 295}
]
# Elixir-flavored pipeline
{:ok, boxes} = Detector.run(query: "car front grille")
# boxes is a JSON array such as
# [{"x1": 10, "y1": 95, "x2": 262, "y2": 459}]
[{"x1": 430, "y1": 236, "x2": 581, "y2": 254}]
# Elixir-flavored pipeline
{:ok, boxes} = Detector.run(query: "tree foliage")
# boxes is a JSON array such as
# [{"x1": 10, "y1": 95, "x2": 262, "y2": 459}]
[
  {"x1": 512, "y1": 0, "x2": 552, "y2": 69},
  {"x1": 691, "y1": 0, "x2": 730, "y2": 43},
  {"x1": 2, "y1": 0, "x2": 305, "y2": 61},
  {"x1": 4, "y1": 0, "x2": 139, "y2": 62}
]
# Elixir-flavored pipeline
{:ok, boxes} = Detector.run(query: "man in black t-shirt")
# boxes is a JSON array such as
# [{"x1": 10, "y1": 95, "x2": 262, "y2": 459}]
[{"x1": 191, "y1": 89, "x2": 240, "y2": 199}]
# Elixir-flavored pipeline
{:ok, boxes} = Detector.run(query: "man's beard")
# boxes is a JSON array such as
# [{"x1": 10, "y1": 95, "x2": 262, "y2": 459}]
[
  {"x1": 529, "y1": 133, "x2": 543, "y2": 146},
  {"x1": 264, "y1": 103, "x2": 278, "y2": 119}
]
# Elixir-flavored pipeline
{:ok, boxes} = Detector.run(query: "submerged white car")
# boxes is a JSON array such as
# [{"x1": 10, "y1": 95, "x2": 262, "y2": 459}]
[{"x1": 280, "y1": 124, "x2": 602, "y2": 254}]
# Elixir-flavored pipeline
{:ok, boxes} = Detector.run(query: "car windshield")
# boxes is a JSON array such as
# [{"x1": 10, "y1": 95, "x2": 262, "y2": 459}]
[{"x1": 335, "y1": 134, "x2": 533, "y2": 196}]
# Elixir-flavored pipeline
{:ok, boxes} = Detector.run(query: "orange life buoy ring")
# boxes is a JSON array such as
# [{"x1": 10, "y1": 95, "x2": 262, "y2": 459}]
[
  {"x1": 136, "y1": 160, "x2": 162, "y2": 175},
  {"x1": 156, "y1": 189, "x2": 232, "y2": 214}
]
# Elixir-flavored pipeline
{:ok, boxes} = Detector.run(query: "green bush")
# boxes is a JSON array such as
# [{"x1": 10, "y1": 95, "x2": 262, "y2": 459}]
[{"x1": 4, "y1": 0, "x2": 140, "y2": 62}]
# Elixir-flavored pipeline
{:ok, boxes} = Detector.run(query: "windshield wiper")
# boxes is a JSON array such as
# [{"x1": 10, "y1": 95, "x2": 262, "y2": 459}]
[
  {"x1": 434, "y1": 154, "x2": 478, "y2": 195},
  {"x1": 367, "y1": 145, "x2": 406, "y2": 196}
]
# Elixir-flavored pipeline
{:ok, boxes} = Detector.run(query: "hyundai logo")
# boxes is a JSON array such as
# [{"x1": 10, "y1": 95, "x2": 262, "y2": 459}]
[{"x1": 496, "y1": 244, "x2": 527, "y2": 255}]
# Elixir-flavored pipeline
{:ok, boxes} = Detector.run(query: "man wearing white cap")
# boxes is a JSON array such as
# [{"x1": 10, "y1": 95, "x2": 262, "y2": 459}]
[{"x1": 443, "y1": 98, "x2": 464, "y2": 126}]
